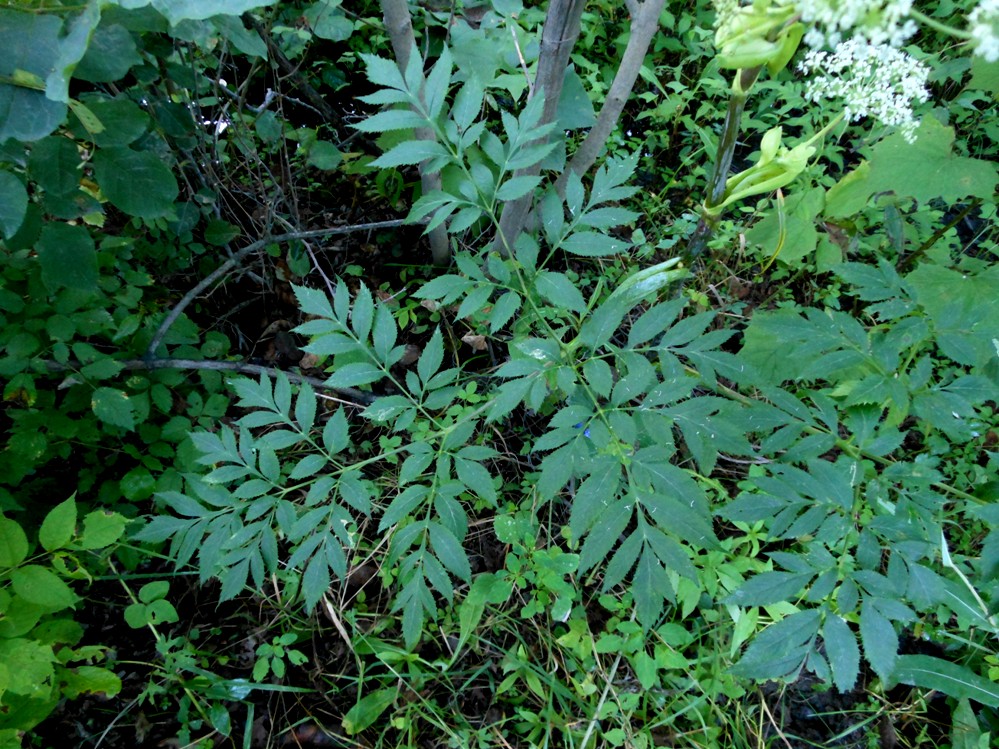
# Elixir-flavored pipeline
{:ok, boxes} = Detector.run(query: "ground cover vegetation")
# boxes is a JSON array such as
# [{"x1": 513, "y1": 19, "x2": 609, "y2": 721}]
[{"x1": 0, "y1": 0, "x2": 998, "y2": 747}]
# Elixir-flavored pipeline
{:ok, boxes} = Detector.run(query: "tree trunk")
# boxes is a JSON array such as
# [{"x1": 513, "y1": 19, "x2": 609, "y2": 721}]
[
  {"x1": 380, "y1": 0, "x2": 451, "y2": 265},
  {"x1": 492, "y1": 0, "x2": 588, "y2": 254}
]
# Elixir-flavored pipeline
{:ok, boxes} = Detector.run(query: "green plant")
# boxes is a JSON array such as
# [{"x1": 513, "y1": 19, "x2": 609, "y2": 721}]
[{"x1": 0, "y1": 496, "x2": 126, "y2": 746}]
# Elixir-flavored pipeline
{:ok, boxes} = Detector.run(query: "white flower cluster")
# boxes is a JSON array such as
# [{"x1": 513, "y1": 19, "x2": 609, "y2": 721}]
[
  {"x1": 969, "y1": 0, "x2": 999, "y2": 61},
  {"x1": 796, "y1": 0, "x2": 918, "y2": 49},
  {"x1": 799, "y1": 39, "x2": 930, "y2": 142}
]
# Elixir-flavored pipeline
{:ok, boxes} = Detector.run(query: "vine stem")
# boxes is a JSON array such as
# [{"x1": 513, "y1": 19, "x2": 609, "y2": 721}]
[
  {"x1": 580, "y1": 608, "x2": 637, "y2": 749},
  {"x1": 144, "y1": 219, "x2": 415, "y2": 359},
  {"x1": 910, "y1": 9, "x2": 973, "y2": 40}
]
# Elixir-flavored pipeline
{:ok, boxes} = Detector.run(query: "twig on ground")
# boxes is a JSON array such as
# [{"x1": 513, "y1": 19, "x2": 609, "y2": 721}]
[{"x1": 42, "y1": 357, "x2": 378, "y2": 406}]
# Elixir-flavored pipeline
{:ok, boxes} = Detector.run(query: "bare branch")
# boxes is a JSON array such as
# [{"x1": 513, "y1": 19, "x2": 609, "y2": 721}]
[
  {"x1": 244, "y1": 14, "x2": 344, "y2": 134},
  {"x1": 43, "y1": 358, "x2": 378, "y2": 406},
  {"x1": 558, "y1": 0, "x2": 668, "y2": 190},
  {"x1": 145, "y1": 220, "x2": 411, "y2": 359}
]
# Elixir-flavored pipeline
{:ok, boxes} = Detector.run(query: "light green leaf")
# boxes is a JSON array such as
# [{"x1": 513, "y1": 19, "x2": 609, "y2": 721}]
[
  {"x1": 556, "y1": 66, "x2": 596, "y2": 130},
  {"x1": 0, "y1": 516, "x2": 29, "y2": 567},
  {"x1": 39, "y1": 496, "x2": 77, "y2": 552},
  {"x1": 212, "y1": 15, "x2": 266, "y2": 58},
  {"x1": 342, "y1": 688, "x2": 396, "y2": 735},
  {"x1": 92, "y1": 147, "x2": 179, "y2": 219},
  {"x1": 11, "y1": 565, "x2": 78, "y2": 610},
  {"x1": 77, "y1": 509, "x2": 126, "y2": 549},
  {"x1": 91, "y1": 387, "x2": 136, "y2": 430},
  {"x1": 353, "y1": 108, "x2": 429, "y2": 133},
  {"x1": 136, "y1": 0, "x2": 278, "y2": 25},
  {"x1": 62, "y1": 666, "x2": 122, "y2": 700}
]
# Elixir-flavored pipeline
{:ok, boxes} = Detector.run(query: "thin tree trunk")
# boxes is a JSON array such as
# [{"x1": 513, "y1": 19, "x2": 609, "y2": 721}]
[
  {"x1": 493, "y1": 0, "x2": 588, "y2": 254},
  {"x1": 558, "y1": 0, "x2": 668, "y2": 192},
  {"x1": 380, "y1": 0, "x2": 450, "y2": 265}
]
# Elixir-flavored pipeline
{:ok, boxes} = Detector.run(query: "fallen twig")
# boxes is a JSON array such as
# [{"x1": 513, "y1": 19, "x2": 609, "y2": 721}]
[{"x1": 43, "y1": 357, "x2": 378, "y2": 406}]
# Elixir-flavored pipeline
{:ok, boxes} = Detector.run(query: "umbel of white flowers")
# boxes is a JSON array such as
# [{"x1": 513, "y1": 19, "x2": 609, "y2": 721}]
[
  {"x1": 798, "y1": 39, "x2": 930, "y2": 143},
  {"x1": 970, "y1": 0, "x2": 999, "y2": 62},
  {"x1": 796, "y1": 0, "x2": 917, "y2": 49}
]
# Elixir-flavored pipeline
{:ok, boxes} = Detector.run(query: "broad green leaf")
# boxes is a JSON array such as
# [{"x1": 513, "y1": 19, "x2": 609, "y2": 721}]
[
  {"x1": 451, "y1": 77, "x2": 484, "y2": 131},
  {"x1": 74, "y1": 23, "x2": 142, "y2": 82},
  {"x1": 892, "y1": 655, "x2": 999, "y2": 707},
  {"x1": 0, "y1": 170, "x2": 28, "y2": 238},
  {"x1": 204, "y1": 219, "x2": 241, "y2": 246},
  {"x1": 307, "y1": 141, "x2": 342, "y2": 170},
  {"x1": 343, "y1": 688, "x2": 397, "y2": 735},
  {"x1": 92, "y1": 147, "x2": 179, "y2": 219},
  {"x1": 139, "y1": 581, "x2": 169, "y2": 603},
  {"x1": 424, "y1": 46, "x2": 453, "y2": 121},
  {"x1": 0, "y1": 638, "x2": 55, "y2": 699},
  {"x1": 91, "y1": 387, "x2": 136, "y2": 430},
  {"x1": 61, "y1": 665, "x2": 122, "y2": 700},
  {"x1": 823, "y1": 613, "x2": 860, "y2": 692},
  {"x1": 829, "y1": 118, "x2": 997, "y2": 214},
  {"x1": 212, "y1": 15, "x2": 266, "y2": 58},
  {"x1": 0, "y1": 516, "x2": 29, "y2": 566},
  {"x1": 36, "y1": 223, "x2": 98, "y2": 293},
  {"x1": 11, "y1": 565, "x2": 78, "y2": 610},
  {"x1": 0, "y1": 10, "x2": 67, "y2": 142},
  {"x1": 127, "y1": 0, "x2": 279, "y2": 25},
  {"x1": 569, "y1": 463, "x2": 621, "y2": 540},
  {"x1": 21, "y1": 135, "x2": 72, "y2": 207},
  {"x1": 39, "y1": 497, "x2": 77, "y2": 552},
  {"x1": 304, "y1": 0, "x2": 354, "y2": 41}
]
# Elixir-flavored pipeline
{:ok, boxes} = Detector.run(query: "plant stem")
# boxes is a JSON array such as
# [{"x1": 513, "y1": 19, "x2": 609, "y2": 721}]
[{"x1": 683, "y1": 66, "x2": 760, "y2": 263}]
